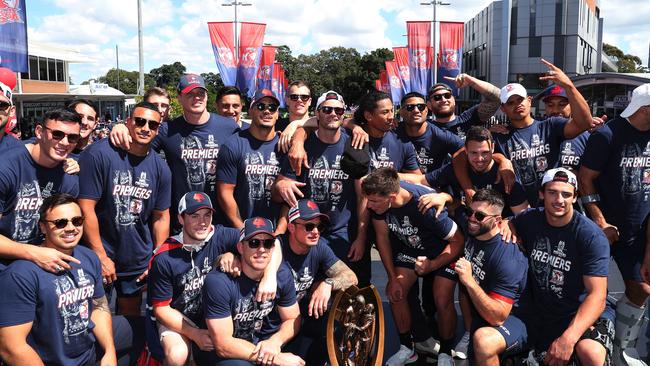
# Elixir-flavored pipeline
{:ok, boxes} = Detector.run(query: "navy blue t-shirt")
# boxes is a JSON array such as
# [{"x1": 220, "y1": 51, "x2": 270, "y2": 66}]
[
  {"x1": 78, "y1": 139, "x2": 172, "y2": 276},
  {"x1": 216, "y1": 129, "x2": 283, "y2": 223},
  {"x1": 581, "y1": 117, "x2": 650, "y2": 241},
  {"x1": 558, "y1": 131, "x2": 589, "y2": 172},
  {"x1": 148, "y1": 226, "x2": 240, "y2": 325},
  {"x1": 431, "y1": 105, "x2": 482, "y2": 140},
  {"x1": 0, "y1": 133, "x2": 23, "y2": 154},
  {"x1": 511, "y1": 208, "x2": 610, "y2": 343},
  {"x1": 396, "y1": 122, "x2": 464, "y2": 173},
  {"x1": 368, "y1": 131, "x2": 419, "y2": 172},
  {"x1": 280, "y1": 130, "x2": 357, "y2": 236},
  {"x1": 0, "y1": 147, "x2": 79, "y2": 249},
  {"x1": 203, "y1": 263, "x2": 297, "y2": 344},
  {"x1": 493, "y1": 118, "x2": 567, "y2": 206},
  {"x1": 0, "y1": 246, "x2": 104, "y2": 366}
]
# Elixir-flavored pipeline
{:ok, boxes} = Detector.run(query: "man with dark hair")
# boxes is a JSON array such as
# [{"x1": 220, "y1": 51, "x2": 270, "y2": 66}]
[
  {"x1": 78, "y1": 101, "x2": 172, "y2": 316},
  {"x1": 362, "y1": 167, "x2": 463, "y2": 366},
  {"x1": 0, "y1": 193, "x2": 143, "y2": 365},
  {"x1": 67, "y1": 99, "x2": 99, "y2": 153},
  {"x1": 144, "y1": 87, "x2": 171, "y2": 122},
  {"x1": 215, "y1": 85, "x2": 245, "y2": 128},
  {"x1": 511, "y1": 168, "x2": 614, "y2": 365},
  {"x1": 0, "y1": 108, "x2": 80, "y2": 272},
  {"x1": 276, "y1": 81, "x2": 312, "y2": 133},
  {"x1": 451, "y1": 188, "x2": 528, "y2": 365}
]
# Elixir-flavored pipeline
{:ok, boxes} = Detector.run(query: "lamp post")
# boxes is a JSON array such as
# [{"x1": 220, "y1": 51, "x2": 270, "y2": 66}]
[
  {"x1": 420, "y1": 1, "x2": 450, "y2": 85},
  {"x1": 137, "y1": 0, "x2": 144, "y2": 96},
  {"x1": 222, "y1": 1, "x2": 252, "y2": 62}
]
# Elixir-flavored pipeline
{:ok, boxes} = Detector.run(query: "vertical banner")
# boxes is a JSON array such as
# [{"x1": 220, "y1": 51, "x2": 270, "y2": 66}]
[
  {"x1": 438, "y1": 22, "x2": 464, "y2": 96},
  {"x1": 256, "y1": 45, "x2": 276, "y2": 91},
  {"x1": 407, "y1": 21, "x2": 433, "y2": 95},
  {"x1": 375, "y1": 79, "x2": 382, "y2": 91},
  {"x1": 237, "y1": 22, "x2": 266, "y2": 97},
  {"x1": 207, "y1": 22, "x2": 237, "y2": 86},
  {"x1": 0, "y1": 0, "x2": 28, "y2": 72},
  {"x1": 272, "y1": 62, "x2": 285, "y2": 108},
  {"x1": 278, "y1": 66, "x2": 287, "y2": 108},
  {"x1": 392, "y1": 47, "x2": 411, "y2": 94},
  {"x1": 385, "y1": 61, "x2": 404, "y2": 105},
  {"x1": 379, "y1": 70, "x2": 390, "y2": 94}
]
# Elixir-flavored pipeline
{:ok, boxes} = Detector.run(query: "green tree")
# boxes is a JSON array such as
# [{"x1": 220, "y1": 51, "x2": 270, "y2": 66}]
[
  {"x1": 603, "y1": 43, "x2": 649, "y2": 73},
  {"x1": 98, "y1": 68, "x2": 140, "y2": 94},
  {"x1": 149, "y1": 62, "x2": 187, "y2": 88},
  {"x1": 201, "y1": 72, "x2": 224, "y2": 112}
]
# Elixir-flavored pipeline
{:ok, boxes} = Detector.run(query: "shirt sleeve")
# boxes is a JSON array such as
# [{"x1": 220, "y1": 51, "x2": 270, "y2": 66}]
[
  {"x1": 425, "y1": 163, "x2": 455, "y2": 189},
  {"x1": 90, "y1": 252, "x2": 105, "y2": 299},
  {"x1": 579, "y1": 128, "x2": 612, "y2": 173},
  {"x1": 488, "y1": 252, "x2": 528, "y2": 304},
  {"x1": 402, "y1": 141, "x2": 421, "y2": 172},
  {"x1": 580, "y1": 226, "x2": 610, "y2": 277},
  {"x1": 154, "y1": 163, "x2": 172, "y2": 211},
  {"x1": 0, "y1": 167, "x2": 14, "y2": 213},
  {"x1": 215, "y1": 142, "x2": 240, "y2": 185},
  {"x1": 0, "y1": 268, "x2": 37, "y2": 326},
  {"x1": 426, "y1": 209, "x2": 457, "y2": 240},
  {"x1": 318, "y1": 242, "x2": 340, "y2": 273},
  {"x1": 77, "y1": 147, "x2": 105, "y2": 200},
  {"x1": 203, "y1": 273, "x2": 234, "y2": 319},
  {"x1": 276, "y1": 264, "x2": 297, "y2": 308},
  {"x1": 278, "y1": 154, "x2": 298, "y2": 180},
  {"x1": 440, "y1": 129, "x2": 464, "y2": 155},
  {"x1": 148, "y1": 255, "x2": 173, "y2": 306},
  {"x1": 505, "y1": 180, "x2": 528, "y2": 207}
]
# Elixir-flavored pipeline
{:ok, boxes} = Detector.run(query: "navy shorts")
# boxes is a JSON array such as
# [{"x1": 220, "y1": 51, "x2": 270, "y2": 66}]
[
  {"x1": 392, "y1": 241, "x2": 443, "y2": 270},
  {"x1": 105, "y1": 273, "x2": 146, "y2": 298},
  {"x1": 611, "y1": 230, "x2": 646, "y2": 282},
  {"x1": 468, "y1": 314, "x2": 528, "y2": 359}
]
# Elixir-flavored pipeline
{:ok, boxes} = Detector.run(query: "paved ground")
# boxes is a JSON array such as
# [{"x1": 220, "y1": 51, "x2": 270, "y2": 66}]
[{"x1": 369, "y1": 248, "x2": 648, "y2": 364}]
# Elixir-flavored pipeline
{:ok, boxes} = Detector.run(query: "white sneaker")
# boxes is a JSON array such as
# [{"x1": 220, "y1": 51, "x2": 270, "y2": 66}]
[
  {"x1": 438, "y1": 352, "x2": 454, "y2": 366},
  {"x1": 386, "y1": 344, "x2": 418, "y2": 366},
  {"x1": 414, "y1": 336, "x2": 440, "y2": 355},
  {"x1": 452, "y1": 331, "x2": 470, "y2": 359}
]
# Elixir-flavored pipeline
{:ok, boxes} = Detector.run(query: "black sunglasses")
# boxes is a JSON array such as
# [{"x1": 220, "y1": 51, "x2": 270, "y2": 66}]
[
  {"x1": 432, "y1": 93, "x2": 453, "y2": 101},
  {"x1": 255, "y1": 103, "x2": 279, "y2": 112},
  {"x1": 405, "y1": 104, "x2": 427, "y2": 112},
  {"x1": 318, "y1": 106, "x2": 345, "y2": 116},
  {"x1": 43, "y1": 216, "x2": 85, "y2": 229},
  {"x1": 247, "y1": 238, "x2": 276, "y2": 249},
  {"x1": 42, "y1": 125, "x2": 81, "y2": 144},
  {"x1": 0, "y1": 102, "x2": 11, "y2": 111},
  {"x1": 133, "y1": 117, "x2": 161, "y2": 130},
  {"x1": 295, "y1": 222, "x2": 327, "y2": 233},
  {"x1": 289, "y1": 94, "x2": 310, "y2": 102},
  {"x1": 463, "y1": 206, "x2": 499, "y2": 222}
]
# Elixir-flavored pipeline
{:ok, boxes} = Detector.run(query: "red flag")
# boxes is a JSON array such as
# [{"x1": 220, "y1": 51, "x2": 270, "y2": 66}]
[
  {"x1": 438, "y1": 22, "x2": 464, "y2": 96},
  {"x1": 272, "y1": 62, "x2": 285, "y2": 108},
  {"x1": 375, "y1": 79, "x2": 382, "y2": 91},
  {"x1": 237, "y1": 22, "x2": 266, "y2": 96},
  {"x1": 385, "y1": 61, "x2": 404, "y2": 104},
  {"x1": 407, "y1": 21, "x2": 433, "y2": 94},
  {"x1": 207, "y1": 22, "x2": 237, "y2": 86},
  {"x1": 392, "y1": 47, "x2": 411, "y2": 93},
  {"x1": 257, "y1": 45, "x2": 276, "y2": 90},
  {"x1": 379, "y1": 69, "x2": 390, "y2": 94}
]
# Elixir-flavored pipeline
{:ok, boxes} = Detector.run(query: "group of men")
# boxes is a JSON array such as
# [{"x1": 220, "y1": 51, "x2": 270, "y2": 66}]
[{"x1": 0, "y1": 56, "x2": 647, "y2": 366}]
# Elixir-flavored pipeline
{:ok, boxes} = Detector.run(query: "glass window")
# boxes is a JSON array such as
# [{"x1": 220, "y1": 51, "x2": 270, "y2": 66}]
[
  {"x1": 56, "y1": 60, "x2": 64, "y2": 82},
  {"x1": 529, "y1": 36, "x2": 541, "y2": 57},
  {"x1": 38, "y1": 57, "x2": 48, "y2": 81},
  {"x1": 48, "y1": 58, "x2": 56, "y2": 82},
  {"x1": 29, "y1": 56, "x2": 38, "y2": 80}
]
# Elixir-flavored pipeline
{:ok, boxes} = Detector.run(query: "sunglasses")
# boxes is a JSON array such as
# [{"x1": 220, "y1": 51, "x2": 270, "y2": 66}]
[
  {"x1": 0, "y1": 102, "x2": 11, "y2": 111},
  {"x1": 289, "y1": 94, "x2": 311, "y2": 102},
  {"x1": 42, "y1": 125, "x2": 81, "y2": 144},
  {"x1": 133, "y1": 117, "x2": 161, "y2": 130},
  {"x1": 295, "y1": 222, "x2": 327, "y2": 233},
  {"x1": 318, "y1": 106, "x2": 345, "y2": 116},
  {"x1": 255, "y1": 103, "x2": 279, "y2": 112},
  {"x1": 463, "y1": 206, "x2": 499, "y2": 222},
  {"x1": 431, "y1": 93, "x2": 453, "y2": 101},
  {"x1": 247, "y1": 238, "x2": 276, "y2": 249},
  {"x1": 43, "y1": 216, "x2": 85, "y2": 229},
  {"x1": 404, "y1": 104, "x2": 427, "y2": 112}
]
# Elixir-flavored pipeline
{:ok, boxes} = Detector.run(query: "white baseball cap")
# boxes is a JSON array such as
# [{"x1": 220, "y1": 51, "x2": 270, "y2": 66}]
[
  {"x1": 500, "y1": 83, "x2": 527, "y2": 104},
  {"x1": 0, "y1": 81, "x2": 12, "y2": 105},
  {"x1": 621, "y1": 83, "x2": 650, "y2": 118},
  {"x1": 316, "y1": 90, "x2": 345, "y2": 109},
  {"x1": 541, "y1": 167, "x2": 577, "y2": 190}
]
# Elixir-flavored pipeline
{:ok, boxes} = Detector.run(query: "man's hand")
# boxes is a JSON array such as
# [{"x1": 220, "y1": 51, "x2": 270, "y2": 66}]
[
  {"x1": 308, "y1": 281, "x2": 333, "y2": 319},
  {"x1": 498, "y1": 219, "x2": 518, "y2": 243},
  {"x1": 272, "y1": 352, "x2": 305, "y2": 366},
  {"x1": 463, "y1": 188, "x2": 476, "y2": 205},
  {"x1": 347, "y1": 238, "x2": 365, "y2": 262},
  {"x1": 454, "y1": 258, "x2": 474, "y2": 286},
  {"x1": 544, "y1": 334, "x2": 578, "y2": 366},
  {"x1": 136, "y1": 269, "x2": 148, "y2": 283},
  {"x1": 253, "y1": 338, "x2": 282, "y2": 366},
  {"x1": 275, "y1": 179, "x2": 305, "y2": 207},
  {"x1": 189, "y1": 328, "x2": 214, "y2": 352},
  {"x1": 417, "y1": 193, "x2": 447, "y2": 216},
  {"x1": 350, "y1": 125, "x2": 369, "y2": 149},
  {"x1": 414, "y1": 256, "x2": 433, "y2": 276},
  {"x1": 494, "y1": 159, "x2": 515, "y2": 194},
  {"x1": 641, "y1": 252, "x2": 650, "y2": 284},
  {"x1": 108, "y1": 123, "x2": 131, "y2": 150},
  {"x1": 63, "y1": 158, "x2": 80, "y2": 175},
  {"x1": 256, "y1": 273, "x2": 277, "y2": 303},
  {"x1": 99, "y1": 254, "x2": 117, "y2": 284},
  {"x1": 589, "y1": 115, "x2": 607, "y2": 132},
  {"x1": 539, "y1": 58, "x2": 572, "y2": 89},
  {"x1": 278, "y1": 121, "x2": 300, "y2": 153},
  {"x1": 288, "y1": 141, "x2": 309, "y2": 176},
  {"x1": 99, "y1": 350, "x2": 117, "y2": 366},
  {"x1": 489, "y1": 124, "x2": 510, "y2": 135},
  {"x1": 217, "y1": 252, "x2": 242, "y2": 277},
  {"x1": 27, "y1": 245, "x2": 81, "y2": 273},
  {"x1": 597, "y1": 222, "x2": 619, "y2": 245},
  {"x1": 444, "y1": 74, "x2": 473, "y2": 89},
  {"x1": 386, "y1": 277, "x2": 404, "y2": 303}
]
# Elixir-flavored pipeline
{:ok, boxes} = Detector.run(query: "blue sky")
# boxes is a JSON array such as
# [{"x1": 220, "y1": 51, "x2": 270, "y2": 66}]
[{"x1": 25, "y1": 0, "x2": 650, "y2": 84}]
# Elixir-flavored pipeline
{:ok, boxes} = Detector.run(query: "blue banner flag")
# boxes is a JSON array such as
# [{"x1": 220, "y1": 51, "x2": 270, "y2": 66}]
[{"x1": 0, "y1": 0, "x2": 28, "y2": 73}]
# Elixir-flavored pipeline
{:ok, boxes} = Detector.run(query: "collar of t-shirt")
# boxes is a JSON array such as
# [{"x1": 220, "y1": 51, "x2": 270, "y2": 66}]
[{"x1": 171, "y1": 225, "x2": 216, "y2": 252}]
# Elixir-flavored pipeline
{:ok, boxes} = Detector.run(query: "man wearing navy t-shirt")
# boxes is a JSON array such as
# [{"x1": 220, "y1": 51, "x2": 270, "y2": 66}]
[
  {"x1": 79, "y1": 101, "x2": 172, "y2": 316},
  {"x1": 216, "y1": 89, "x2": 283, "y2": 230},
  {"x1": 202, "y1": 217, "x2": 304, "y2": 366},
  {"x1": 579, "y1": 83, "x2": 650, "y2": 366},
  {"x1": 511, "y1": 168, "x2": 614, "y2": 365},
  {"x1": 215, "y1": 86, "x2": 245, "y2": 129},
  {"x1": 0, "y1": 194, "x2": 143, "y2": 365},
  {"x1": 362, "y1": 167, "x2": 464, "y2": 366},
  {"x1": 0, "y1": 80, "x2": 23, "y2": 153},
  {"x1": 451, "y1": 189, "x2": 528, "y2": 365},
  {"x1": 0, "y1": 108, "x2": 80, "y2": 273},
  {"x1": 67, "y1": 99, "x2": 99, "y2": 154}
]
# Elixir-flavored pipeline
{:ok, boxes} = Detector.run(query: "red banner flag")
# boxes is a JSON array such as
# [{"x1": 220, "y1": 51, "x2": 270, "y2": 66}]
[
  {"x1": 379, "y1": 69, "x2": 390, "y2": 94},
  {"x1": 375, "y1": 79, "x2": 382, "y2": 91},
  {"x1": 207, "y1": 22, "x2": 237, "y2": 86},
  {"x1": 392, "y1": 47, "x2": 411, "y2": 94},
  {"x1": 272, "y1": 62, "x2": 285, "y2": 108},
  {"x1": 237, "y1": 22, "x2": 266, "y2": 96},
  {"x1": 438, "y1": 22, "x2": 464, "y2": 96},
  {"x1": 385, "y1": 61, "x2": 404, "y2": 104},
  {"x1": 257, "y1": 45, "x2": 276, "y2": 91},
  {"x1": 407, "y1": 21, "x2": 433, "y2": 94}
]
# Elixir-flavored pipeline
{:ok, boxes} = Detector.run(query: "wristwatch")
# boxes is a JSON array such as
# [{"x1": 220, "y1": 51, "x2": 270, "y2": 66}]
[{"x1": 324, "y1": 278, "x2": 335, "y2": 288}]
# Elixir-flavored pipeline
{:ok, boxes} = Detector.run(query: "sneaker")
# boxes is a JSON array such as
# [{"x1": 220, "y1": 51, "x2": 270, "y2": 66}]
[
  {"x1": 414, "y1": 336, "x2": 440, "y2": 356},
  {"x1": 438, "y1": 352, "x2": 454, "y2": 366},
  {"x1": 612, "y1": 345, "x2": 648, "y2": 366},
  {"x1": 386, "y1": 344, "x2": 418, "y2": 366},
  {"x1": 452, "y1": 331, "x2": 470, "y2": 359}
]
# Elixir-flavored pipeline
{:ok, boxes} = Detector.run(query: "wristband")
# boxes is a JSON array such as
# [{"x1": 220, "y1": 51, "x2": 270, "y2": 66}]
[{"x1": 580, "y1": 194, "x2": 600, "y2": 204}]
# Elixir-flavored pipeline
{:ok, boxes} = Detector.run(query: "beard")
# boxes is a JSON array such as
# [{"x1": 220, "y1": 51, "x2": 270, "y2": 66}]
[
  {"x1": 468, "y1": 221, "x2": 493, "y2": 237},
  {"x1": 433, "y1": 110, "x2": 454, "y2": 119}
]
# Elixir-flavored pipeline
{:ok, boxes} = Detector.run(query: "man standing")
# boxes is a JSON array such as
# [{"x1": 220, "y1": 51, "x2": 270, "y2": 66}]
[
  {"x1": 202, "y1": 217, "x2": 304, "y2": 366},
  {"x1": 579, "y1": 83, "x2": 650, "y2": 366},
  {"x1": 276, "y1": 81, "x2": 312, "y2": 135},
  {"x1": 214, "y1": 86, "x2": 245, "y2": 128},
  {"x1": 216, "y1": 89, "x2": 283, "y2": 229},
  {"x1": 144, "y1": 87, "x2": 171, "y2": 122},
  {"x1": 67, "y1": 99, "x2": 99, "y2": 154},
  {"x1": 78, "y1": 101, "x2": 171, "y2": 316},
  {"x1": 452, "y1": 189, "x2": 528, "y2": 365},
  {"x1": 512, "y1": 168, "x2": 614, "y2": 365}
]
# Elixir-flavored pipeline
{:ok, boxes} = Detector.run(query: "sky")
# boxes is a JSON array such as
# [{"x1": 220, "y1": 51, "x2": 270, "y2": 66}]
[{"x1": 25, "y1": 0, "x2": 650, "y2": 85}]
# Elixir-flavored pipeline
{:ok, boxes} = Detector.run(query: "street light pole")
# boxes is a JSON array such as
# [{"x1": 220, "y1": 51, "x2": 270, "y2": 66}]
[
  {"x1": 421, "y1": 1, "x2": 450, "y2": 85},
  {"x1": 137, "y1": 0, "x2": 144, "y2": 96},
  {"x1": 222, "y1": 1, "x2": 252, "y2": 62}
]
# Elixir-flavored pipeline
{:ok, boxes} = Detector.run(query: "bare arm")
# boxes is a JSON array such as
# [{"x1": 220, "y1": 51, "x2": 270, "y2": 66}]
[
  {"x1": 91, "y1": 296, "x2": 116, "y2": 364},
  {"x1": 453, "y1": 74, "x2": 501, "y2": 122},
  {"x1": 452, "y1": 149, "x2": 475, "y2": 200},
  {"x1": 207, "y1": 317, "x2": 260, "y2": 360},
  {"x1": 348, "y1": 180, "x2": 369, "y2": 262},
  {"x1": 150, "y1": 209, "x2": 170, "y2": 248},
  {"x1": 79, "y1": 198, "x2": 116, "y2": 283},
  {"x1": 324, "y1": 260, "x2": 358, "y2": 291},
  {"x1": 216, "y1": 182, "x2": 244, "y2": 228},
  {"x1": 0, "y1": 234, "x2": 79, "y2": 272},
  {"x1": 153, "y1": 305, "x2": 214, "y2": 351},
  {"x1": 424, "y1": 229, "x2": 464, "y2": 272},
  {"x1": 266, "y1": 303, "x2": 301, "y2": 348},
  {"x1": 398, "y1": 172, "x2": 430, "y2": 186},
  {"x1": 455, "y1": 258, "x2": 512, "y2": 326},
  {"x1": 256, "y1": 238, "x2": 283, "y2": 302},
  {"x1": 578, "y1": 166, "x2": 619, "y2": 244},
  {"x1": 0, "y1": 322, "x2": 44, "y2": 366},
  {"x1": 510, "y1": 201, "x2": 530, "y2": 215}
]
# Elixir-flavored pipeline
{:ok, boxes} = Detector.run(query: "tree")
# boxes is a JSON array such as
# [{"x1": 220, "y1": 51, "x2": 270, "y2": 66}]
[
  {"x1": 149, "y1": 62, "x2": 187, "y2": 88},
  {"x1": 98, "y1": 68, "x2": 140, "y2": 94},
  {"x1": 603, "y1": 43, "x2": 649, "y2": 73},
  {"x1": 201, "y1": 72, "x2": 224, "y2": 113}
]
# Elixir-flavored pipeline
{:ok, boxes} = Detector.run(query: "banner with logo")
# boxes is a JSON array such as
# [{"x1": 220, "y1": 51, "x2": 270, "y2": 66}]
[
  {"x1": 379, "y1": 69, "x2": 390, "y2": 95},
  {"x1": 278, "y1": 65, "x2": 287, "y2": 108},
  {"x1": 392, "y1": 47, "x2": 411, "y2": 94},
  {"x1": 272, "y1": 62, "x2": 286, "y2": 108},
  {"x1": 256, "y1": 45, "x2": 276, "y2": 91},
  {"x1": 438, "y1": 21, "x2": 464, "y2": 96},
  {"x1": 385, "y1": 61, "x2": 404, "y2": 105},
  {"x1": 0, "y1": 0, "x2": 28, "y2": 73},
  {"x1": 207, "y1": 22, "x2": 237, "y2": 86},
  {"x1": 237, "y1": 22, "x2": 266, "y2": 97},
  {"x1": 374, "y1": 79, "x2": 382, "y2": 91},
  {"x1": 407, "y1": 21, "x2": 433, "y2": 95}
]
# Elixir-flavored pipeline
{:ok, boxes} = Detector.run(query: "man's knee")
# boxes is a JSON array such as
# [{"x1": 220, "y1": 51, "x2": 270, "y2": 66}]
[
  {"x1": 472, "y1": 327, "x2": 505, "y2": 359},
  {"x1": 575, "y1": 338, "x2": 606, "y2": 366},
  {"x1": 433, "y1": 278, "x2": 455, "y2": 310},
  {"x1": 162, "y1": 336, "x2": 190, "y2": 366},
  {"x1": 625, "y1": 280, "x2": 650, "y2": 305}
]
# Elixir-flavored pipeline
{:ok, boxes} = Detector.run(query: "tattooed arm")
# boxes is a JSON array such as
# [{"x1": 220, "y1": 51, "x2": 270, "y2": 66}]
[
  {"x1": 325, "y1": 260, "x2": 359, "y2": 291},
  {"x1": 91, "y1": 295, "x2": 117, "y2": 365}
]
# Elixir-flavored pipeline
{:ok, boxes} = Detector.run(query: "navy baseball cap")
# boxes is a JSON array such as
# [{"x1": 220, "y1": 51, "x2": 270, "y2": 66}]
[
  {"x1": 288, "y1": 199, "x2": 330, "y2": 224},
  {"x1": 177, "y1": 74, "x2": 207, "y2": 94},
  {"x1": 340, "y1": 137, "x2": 370, "y2": 179},
  {"x1": 427, "y1": 83, "x2": 452, "y2": 99},
  {"x1": 535, "y1": 84, "x2": 568, "y2": 101},
  {"x1": 250, "y1": 89, "x2": 280, "y2": 108},
  {"x1": 240, "y1": 217, "x2": 276, "y2": 241},
  {"x1": 178, "y1": 191, "x2": 214, "y2": 215}
]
